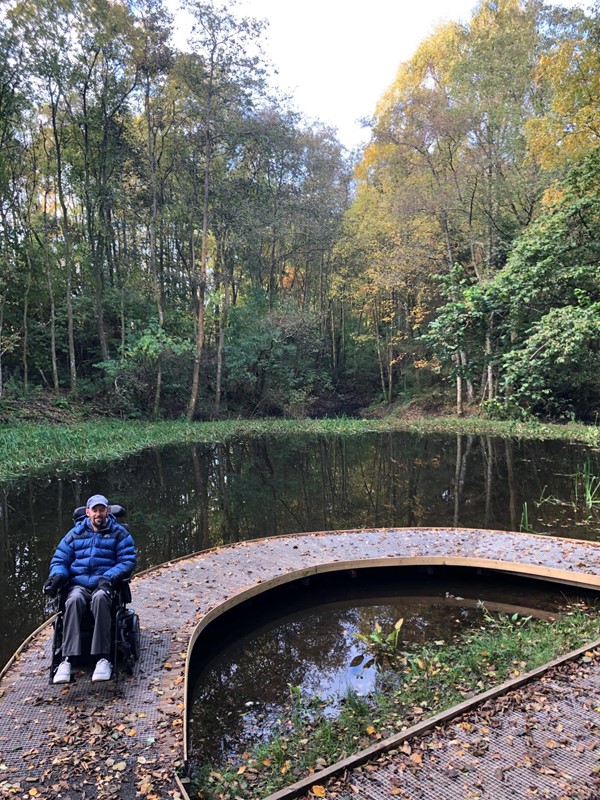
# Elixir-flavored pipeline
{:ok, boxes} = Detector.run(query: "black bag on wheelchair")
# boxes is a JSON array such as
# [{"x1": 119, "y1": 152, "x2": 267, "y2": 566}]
[{"x1": 48, "y1": 504, "x2": 140, "y2": 684}]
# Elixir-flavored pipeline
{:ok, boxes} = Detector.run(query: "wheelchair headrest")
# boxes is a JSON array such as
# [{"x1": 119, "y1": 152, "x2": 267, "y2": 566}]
[{"x1": 73, "y1": 504, "x2": 127, "y2": 523}]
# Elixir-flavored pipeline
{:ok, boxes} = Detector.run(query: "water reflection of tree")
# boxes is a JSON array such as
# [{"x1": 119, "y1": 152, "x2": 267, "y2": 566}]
[
  {"x1": 188, "y1": 608, "x2": 355, "y2": 765},
  {"x1": 0, "y1": 484, "x2": 56, "y2": 664},
  {"x1": 2, "y1": 433, "x2": 599, "y2": 664}
]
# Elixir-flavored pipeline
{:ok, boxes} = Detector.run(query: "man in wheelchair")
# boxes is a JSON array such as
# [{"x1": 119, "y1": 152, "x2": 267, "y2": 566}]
[{"x1": 43, "y1": 493, "x2": 137, "y2": 684}]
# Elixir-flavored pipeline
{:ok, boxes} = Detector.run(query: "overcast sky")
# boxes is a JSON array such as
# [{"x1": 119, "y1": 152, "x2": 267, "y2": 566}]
[{"x1": 173, "y1": 0, "x2": 590, "y2": 152}]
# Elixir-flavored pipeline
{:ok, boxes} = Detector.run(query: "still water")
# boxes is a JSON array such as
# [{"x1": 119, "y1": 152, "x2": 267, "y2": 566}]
[
  {"x1": 1, "y1": 431, "x2": 599, "y2": 665},
  {"x1": 187, "y1": 570, "x2": 576, "y2": 768}
]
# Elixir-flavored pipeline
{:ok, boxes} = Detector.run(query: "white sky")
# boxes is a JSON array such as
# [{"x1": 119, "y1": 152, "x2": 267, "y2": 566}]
[
  {"x1": 173, "y1": 0, "x2": 590, "y2": 152},
  {"x1": 234, "y1": 0, "x2": 477, "y2": 151}
]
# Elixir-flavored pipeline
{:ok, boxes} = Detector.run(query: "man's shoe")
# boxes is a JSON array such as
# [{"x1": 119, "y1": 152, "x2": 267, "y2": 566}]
[
  {"x1": 92, "y1": 658, "x2": 113, "y2": 682},
  {"x1": 53, "y1": 659, "x2": 71, "y2": 684}
]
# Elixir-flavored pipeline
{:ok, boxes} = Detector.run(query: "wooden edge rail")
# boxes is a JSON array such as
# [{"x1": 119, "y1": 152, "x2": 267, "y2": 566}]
[
  {"x1": 3, "y1": 528, "x2": 600, "y2": 799},
  {"x1": 178, "y1": 552, "x2": 600, "y2": 798},
  {"x1": 262, "y1": 636, "x2": 600, "y2": 800}
]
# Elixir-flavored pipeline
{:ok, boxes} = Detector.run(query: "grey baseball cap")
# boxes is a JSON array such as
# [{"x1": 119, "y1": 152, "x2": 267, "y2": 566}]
[{"x1": 86, "y1": 494, "x2": 109, "y2": 509}]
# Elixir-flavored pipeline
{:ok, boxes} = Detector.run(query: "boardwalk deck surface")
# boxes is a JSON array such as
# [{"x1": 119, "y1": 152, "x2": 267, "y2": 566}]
[
  {"x1": 292, "y1": 650, "x2": 600, "y2": 800},
  {"x1": 0, "y1": 527, "x2": 599, "y2": 800}
]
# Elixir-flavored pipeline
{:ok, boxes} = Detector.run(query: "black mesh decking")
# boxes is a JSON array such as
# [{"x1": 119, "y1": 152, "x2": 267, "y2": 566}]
[
  {"x1": 1, "y1": 528, "x2": 599, "y2": 799},
  {"x1": 295, "y1": 651, "x2": 600, "y2": 800}
]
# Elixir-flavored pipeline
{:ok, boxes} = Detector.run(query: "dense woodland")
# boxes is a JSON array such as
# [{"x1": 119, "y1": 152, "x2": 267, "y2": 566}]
[{"x1": 0, "y1": 0, "x2": 598, "y2": 421}]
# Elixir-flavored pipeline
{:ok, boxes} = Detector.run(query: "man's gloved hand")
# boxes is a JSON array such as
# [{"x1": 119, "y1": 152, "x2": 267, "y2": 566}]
[
  {"x1": 43, "y1": 574, "x2": 65, "y2": 597},
  {"x1": 97, "y1": 577, "x2": 113, "y2": 593}
]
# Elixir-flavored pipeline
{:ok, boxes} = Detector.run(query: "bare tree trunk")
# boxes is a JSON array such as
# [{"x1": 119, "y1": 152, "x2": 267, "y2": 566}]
[
  {"x1": 145, "y1": 74, "x2": 165, "y2": 420},
  {"x1": 455, "y1": 354, "x2": 464, "y2": 416},
  {"x1": 186, "y1": 119, "x2": 211, "y2": 421},
  {"x1": 460, "y1": 350, "x2": 474, "y2": 402},
  {"x1": 66, "y1": 267, "x2": 77, "y2": 394},
  {"x1": 118, "y1": 218, "x2": 128, "y2": 356},
  {"x1": 329, "y1": 302, "x2": 338, "y2": 383},
  {"x1": 387, "y1": 339, "x2": 393, "y2": 404},
  {"x1": 94, "y1": 264, "x2": 110, "y2": 363},
  {"x1": 214, "y1": 275, "x2": 230, "y2": 416},
  {"x1": 374, "y1": 304, "x2": 386, "y2": 400},
  {"x1": 0, "y1": 297, "x2": 4, "y2": 400},
  {"x1": 268, "y1": 226, "x2": 277, "y2": 309},
  {"x1": 45, "y1": 198, "x2": 59, "y2": 391},
  {"x1": 22, "y1": 252, "x2": 32, "y2": 392},
  {"x1": 485, "y1": 314, "x2": 494, "y2": 400},
  {"x1": 51, "y1": 90, "x2": 77, "y2": 394}
]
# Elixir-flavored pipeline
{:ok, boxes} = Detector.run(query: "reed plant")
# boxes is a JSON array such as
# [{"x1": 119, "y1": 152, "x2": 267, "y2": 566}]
[
  {"x1": 537, "y1": 461, "x2": 600, "y2": 519},
  {"x1": 575, "y1": 459, "x2": 600, "y2": 513}
]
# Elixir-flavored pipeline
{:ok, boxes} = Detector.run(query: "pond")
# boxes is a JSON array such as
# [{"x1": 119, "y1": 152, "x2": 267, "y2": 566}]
[
  {"x1": 1, "y1": 430, "x2": 599, "y2": 667},
  {"x1": 186, "y1": 568, "x2": 580, "y2": 770}
]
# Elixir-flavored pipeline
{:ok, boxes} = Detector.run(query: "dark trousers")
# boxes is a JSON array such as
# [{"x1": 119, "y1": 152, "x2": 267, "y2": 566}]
[{"x1": 62, "y1": 585, "x2": 112, "y2": 658}]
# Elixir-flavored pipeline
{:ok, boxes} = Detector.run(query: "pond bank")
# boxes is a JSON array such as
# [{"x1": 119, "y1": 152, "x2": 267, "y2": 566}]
[{"x1": 0, "y1": 414, "x2": 598, "y2": 482}]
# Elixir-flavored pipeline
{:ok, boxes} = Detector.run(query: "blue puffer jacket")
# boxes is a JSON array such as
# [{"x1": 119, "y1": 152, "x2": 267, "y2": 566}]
[{"x1": 49, "y1": 515, "x2": 137, "y2": 590}]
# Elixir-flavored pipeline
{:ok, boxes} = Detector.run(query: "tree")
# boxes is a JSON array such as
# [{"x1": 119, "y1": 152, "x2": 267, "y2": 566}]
[
  {"x1": 64, "y1": 0, "x2": 138, "y2": 364},
  {"x1": 345, "y1": 0, "x2": 585, "y2": 411},
  {"x1": 0, "y1": 15, "x2": 24, "y2": 398},
  {"x1": 486, "y1": 146, "x2": 600, "y2": 418},
  {"x1": 132, "y1": 0, "x2": 174, "y2": 417},
  {"x1": 526, "y1": 3, "x2": 599, "y2": 170},
  {"x1": 180, "y1": 0, "x2": 266, "y2": 420}
]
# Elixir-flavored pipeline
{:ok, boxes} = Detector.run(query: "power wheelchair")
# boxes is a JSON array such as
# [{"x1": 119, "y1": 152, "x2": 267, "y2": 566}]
[{"x1": 46, "y1": 504, "x2": 140, "y2": 685}]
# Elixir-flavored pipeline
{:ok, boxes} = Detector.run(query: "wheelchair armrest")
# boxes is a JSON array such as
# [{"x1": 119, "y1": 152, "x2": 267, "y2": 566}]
[
  {"x1": 116, "y1": 579, "x2": 132, "y2": 605},
  {"x1": 44, "y1": 581, "x2": 71, "y2": 614}
]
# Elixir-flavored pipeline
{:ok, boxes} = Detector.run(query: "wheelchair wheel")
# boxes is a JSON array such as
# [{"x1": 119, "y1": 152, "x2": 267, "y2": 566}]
[
  {"x1": 116, "y1": 608, "x2": 140, "y2": 674},
  {"x1": 49, "y1": 615, "x2": 64, "y2": 684},
  {"x1": 125, "y1": 610, "x2": 140, "y2": 662}
]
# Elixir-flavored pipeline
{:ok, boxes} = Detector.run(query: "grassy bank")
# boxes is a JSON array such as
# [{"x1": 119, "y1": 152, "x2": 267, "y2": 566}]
[
  {"x1": 191, "y1": 604, "x2": 600, "y2": 800},
  {"x1": 0, "y1": 415, "x2": 598, "y2": 483}
]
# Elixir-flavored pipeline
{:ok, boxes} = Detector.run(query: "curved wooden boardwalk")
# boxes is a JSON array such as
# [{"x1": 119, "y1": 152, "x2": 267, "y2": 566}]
[
  {"x1": 288, "y1": 647, "x2": 600, "y2": 800},
  {"x1": 0, "y1": 527, "x2": 599, "y2": 800}
]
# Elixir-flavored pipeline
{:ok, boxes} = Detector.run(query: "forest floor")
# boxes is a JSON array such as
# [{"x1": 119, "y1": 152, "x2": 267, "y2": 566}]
[
  {"x1": 0, "y1": 390, "x2": 519, "y2": 426},
  {"x1": 0, "y1": 393, "x2": 97, "y2": 425}
]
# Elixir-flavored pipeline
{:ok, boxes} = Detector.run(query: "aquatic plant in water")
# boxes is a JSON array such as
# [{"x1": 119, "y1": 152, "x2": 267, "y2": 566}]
[
  {"x1": 354, "y1": 618, "x2": 404, "y2": 664},
  {"x1": 189, "y1": 604, "x2": 599, "y2": 800},
  {"x1": 575, "y1": 460, "x2": 600, "y2": 514}
]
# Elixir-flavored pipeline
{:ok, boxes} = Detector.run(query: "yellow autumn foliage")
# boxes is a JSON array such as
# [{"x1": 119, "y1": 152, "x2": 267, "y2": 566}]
[{"x1": 526, "y1": 27, "x2": 600, "y2": 169}]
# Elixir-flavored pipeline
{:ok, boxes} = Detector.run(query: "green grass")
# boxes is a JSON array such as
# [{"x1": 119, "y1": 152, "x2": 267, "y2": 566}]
[
  {"x1": 190, "y1": 604, "x2": 600, "y2": 800},
  {"x1": 0, "y1": 415, "x2": 598, "y2": 483}
]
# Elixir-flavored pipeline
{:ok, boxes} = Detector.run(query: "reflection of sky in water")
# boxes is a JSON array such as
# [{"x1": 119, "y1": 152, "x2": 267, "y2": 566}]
[
  {"x1": 188, "y1": 592, "x2": 555, "y2": 766},
  {"x1": 296, "y1": 607, "x2": 474, "y2": 706},
  {"x1": 294, "y1": 609, "x2": 377, "y2": 704}
]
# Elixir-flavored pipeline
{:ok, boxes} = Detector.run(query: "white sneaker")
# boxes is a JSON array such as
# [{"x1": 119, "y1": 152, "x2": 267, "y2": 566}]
[
  {"x1": 53, "y1": 659, "x2": 71, "y2": 684},
  {"x1": 92, "y1": 658, "x2": 113, "y2": 682}
]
